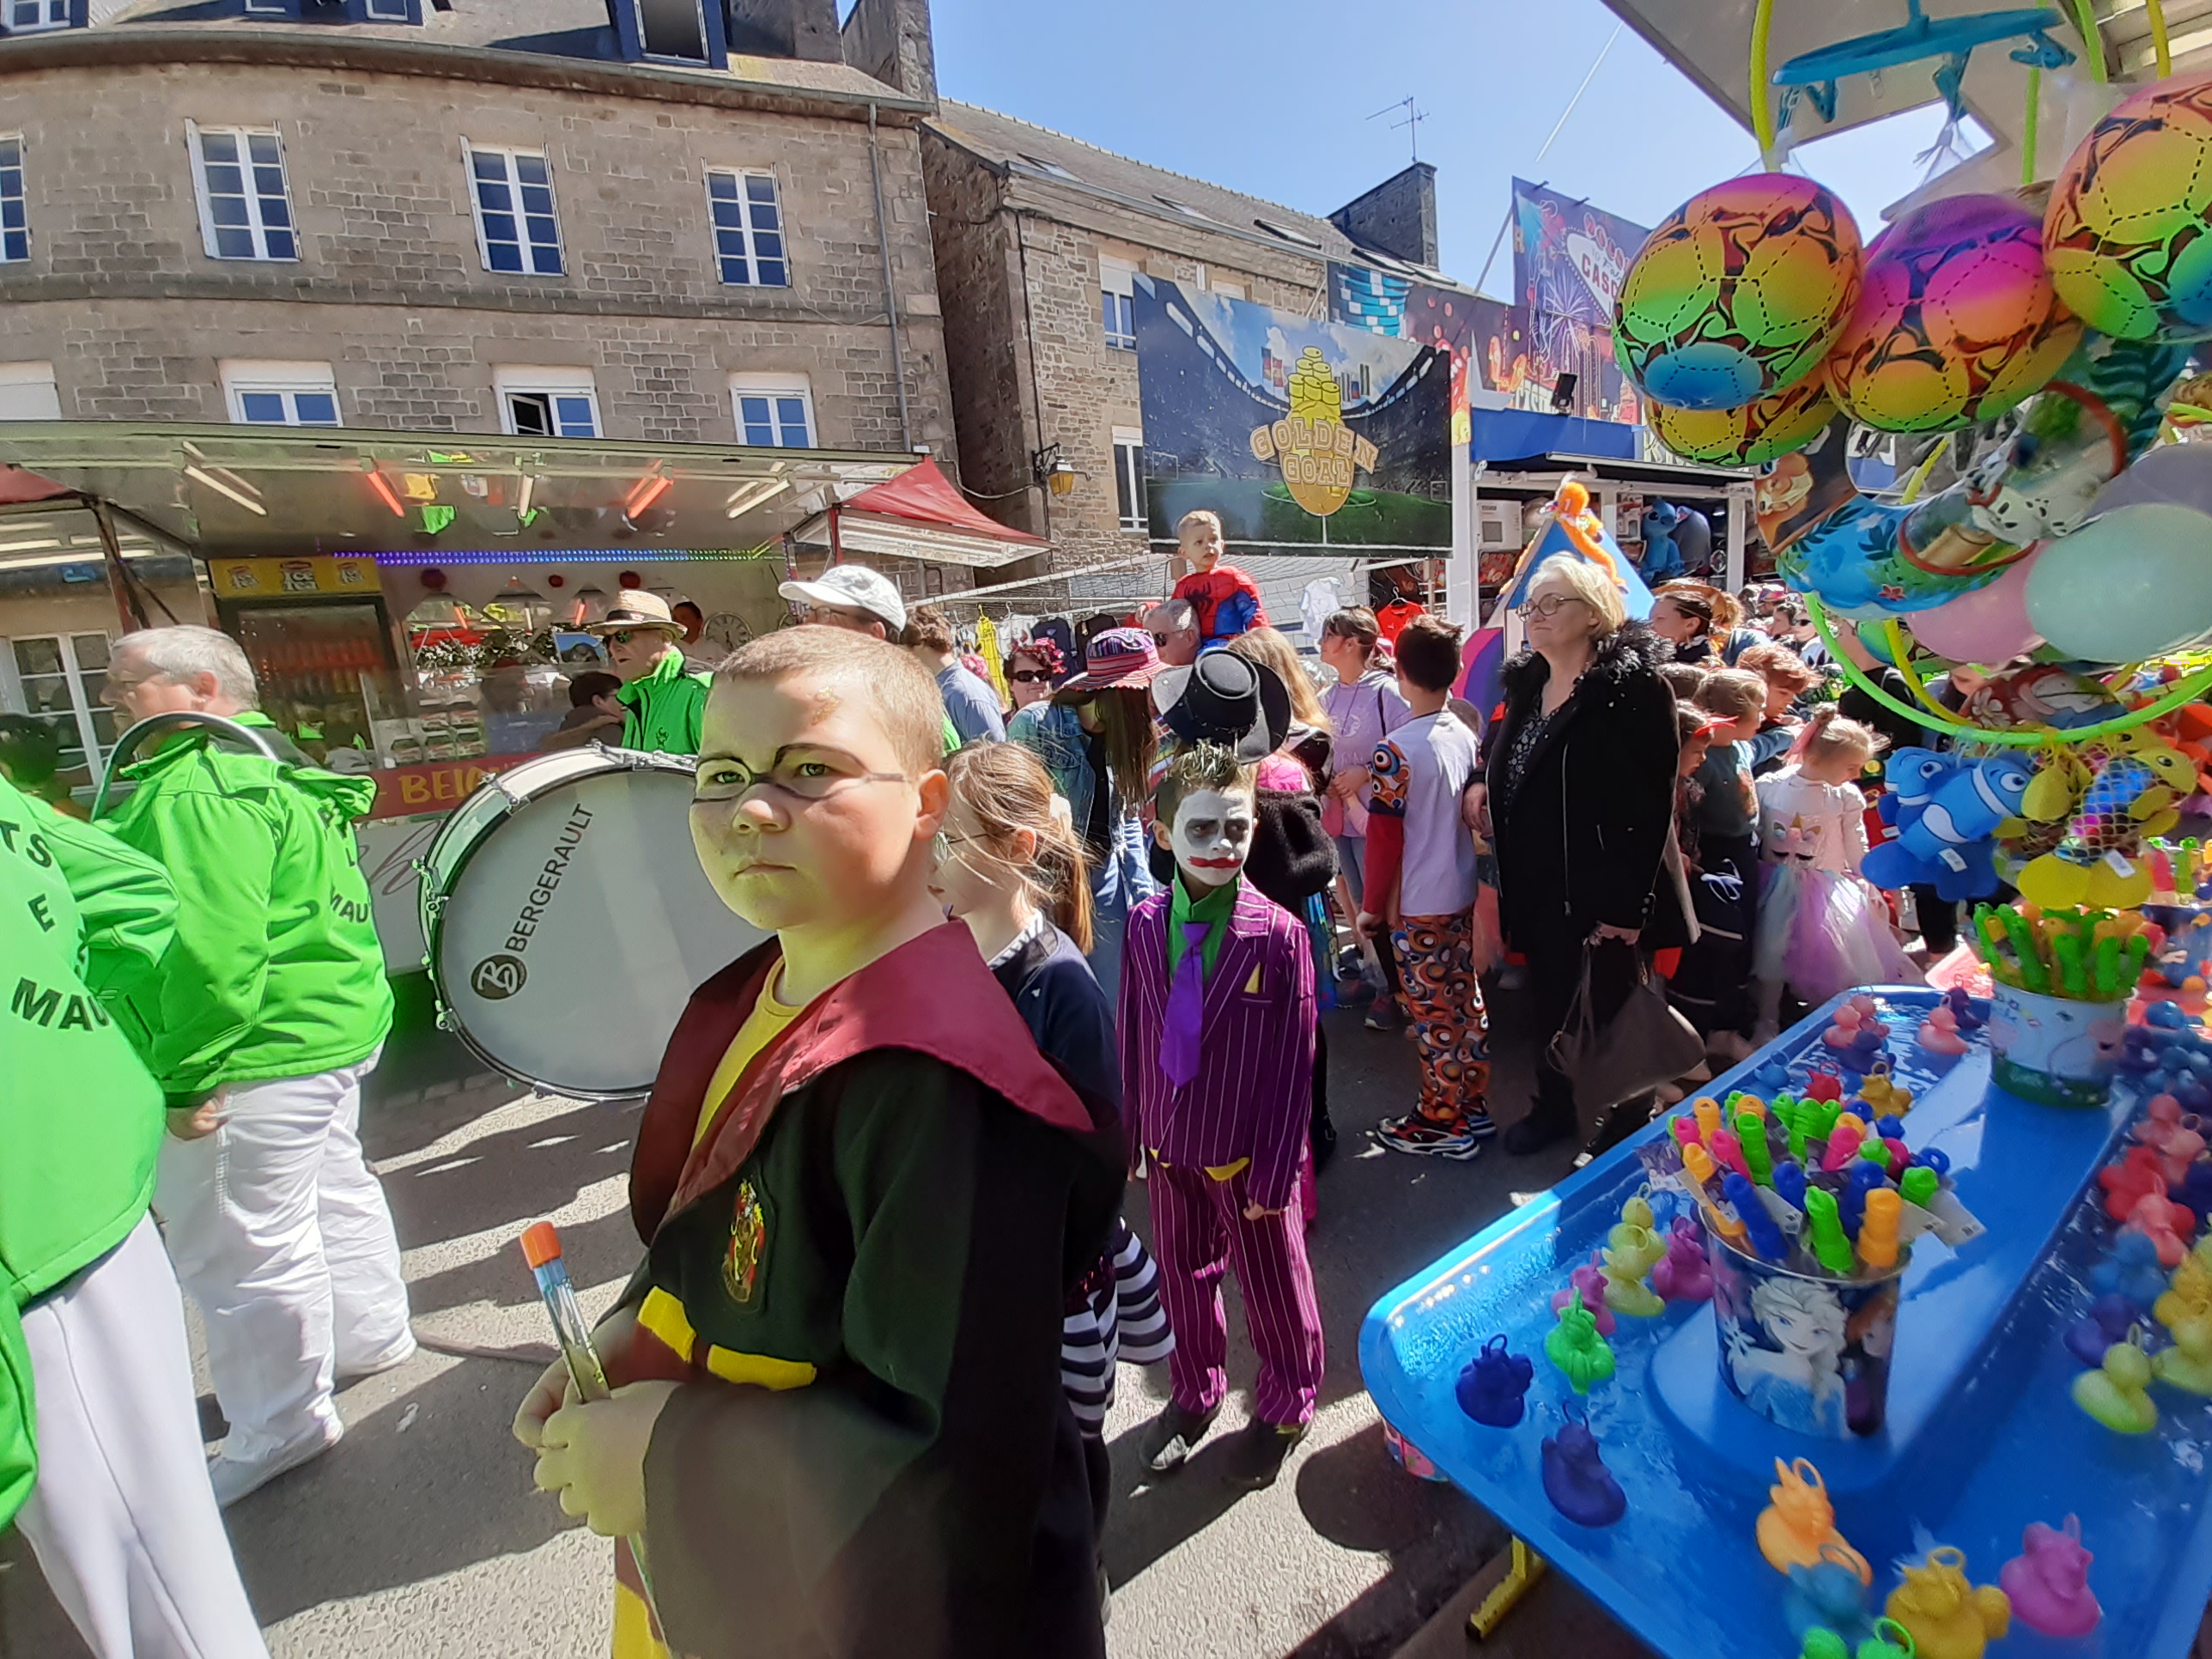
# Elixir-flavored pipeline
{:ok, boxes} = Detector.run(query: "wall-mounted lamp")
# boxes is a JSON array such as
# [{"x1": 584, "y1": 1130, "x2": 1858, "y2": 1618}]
[{"x1": 1031, "y1": 443, "x2": 1078, "y2": 497}]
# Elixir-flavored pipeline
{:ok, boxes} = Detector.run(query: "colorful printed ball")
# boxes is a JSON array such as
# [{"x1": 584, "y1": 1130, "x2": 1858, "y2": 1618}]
[
  {"x1": 1647, "y1": 373, "x2": 1839, "y2": 465},
  {"x1": 1828, "y1": 194, "x2": 2081, "y2": 433},
  {"x1": 1613, "y1": 174, "x2": 1863, "y2": 410},
  {"x1": 2045, "y1": 73, "x2": 2212, "y2": 342}
]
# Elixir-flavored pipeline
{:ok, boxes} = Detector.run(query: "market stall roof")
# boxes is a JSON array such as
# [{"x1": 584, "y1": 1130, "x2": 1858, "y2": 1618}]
[
  {"x1": 0, "y1": 422, "x2": 919, "y2": 562},
  {"x1": 1479, "y1": 450, "x2": 1754, "y2": 495},
  {"x1": 789, "y1": 456, "x2": 1049, "y2": 568}
]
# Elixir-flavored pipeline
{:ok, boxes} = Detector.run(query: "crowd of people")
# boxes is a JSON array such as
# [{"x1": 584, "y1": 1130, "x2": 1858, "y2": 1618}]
[{"x1": 1, "y1": 502, "x2": 1966, "y2": 1659}]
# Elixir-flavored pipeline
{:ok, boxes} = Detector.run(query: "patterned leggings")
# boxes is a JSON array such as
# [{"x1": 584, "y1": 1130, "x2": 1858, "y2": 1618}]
[{"x1": 1391, "y1": 910, "x2": 1492, "y2": 1121}]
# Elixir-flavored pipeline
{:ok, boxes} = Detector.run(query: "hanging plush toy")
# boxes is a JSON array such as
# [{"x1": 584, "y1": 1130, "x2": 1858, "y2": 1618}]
[
  {"x1": 2014, "y1": 735, "x2": 2197, "y2": 908},
  {"x1": 1862, "y1": 752, "x2": 2037, "y2": 900}
]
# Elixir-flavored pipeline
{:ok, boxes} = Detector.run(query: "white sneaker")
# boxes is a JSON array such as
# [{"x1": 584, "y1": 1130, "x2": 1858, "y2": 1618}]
[
  {"x1": 337, "y1": 1330, "x2": 417, "y2": 1384},
  {"x1": 208, "y1": 1419, "x2": 343, "y2": 1508}
]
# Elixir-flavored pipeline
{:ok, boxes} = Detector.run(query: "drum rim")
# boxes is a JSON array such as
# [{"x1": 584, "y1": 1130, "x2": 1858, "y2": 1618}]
[{"x1": 421, "y1": 744, "x2": 701, "y2": 1102}]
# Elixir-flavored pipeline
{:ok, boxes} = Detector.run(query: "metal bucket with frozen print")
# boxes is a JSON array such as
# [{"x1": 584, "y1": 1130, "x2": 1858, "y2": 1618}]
[
  {"x1": 1709, "y1": 1232, "x2": 1908, "y2": 1438},
  {"x1": 1985, "y1": 985, "x2": 2128, "y2": 1109}
]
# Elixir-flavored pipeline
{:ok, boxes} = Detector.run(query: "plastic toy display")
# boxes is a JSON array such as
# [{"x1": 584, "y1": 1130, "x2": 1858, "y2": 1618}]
[
  {"x1": 1456, "y1": 1334, "x2": 1534, "y2": 1428},
  {"x1": 1540, "y1": 1418, "x2": 1627, "y2": 1528},
  {"x1": 1997, "y1": 1516, "x2": 2101, "y2": 1638},
  {"x1": 1882, "y1": 1547, "x2": 2010, "y2": 1659},
  {"x1": 2045, "y1": 75, "x2": 2212, "y2": 342}
]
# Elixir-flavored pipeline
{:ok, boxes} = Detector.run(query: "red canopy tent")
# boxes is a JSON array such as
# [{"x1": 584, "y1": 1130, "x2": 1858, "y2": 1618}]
[
  {"x1": 0, "y1": 464, "x2": 151, "y2": 629},
  {"x1": 792, "y1": 456, "x2": 1047, "y2": 569}
]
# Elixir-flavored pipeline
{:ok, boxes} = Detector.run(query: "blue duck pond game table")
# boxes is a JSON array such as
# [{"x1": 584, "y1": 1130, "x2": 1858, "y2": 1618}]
[{"x1": 1360, "y1": 988, "x2": 2212, "y2": 1659}]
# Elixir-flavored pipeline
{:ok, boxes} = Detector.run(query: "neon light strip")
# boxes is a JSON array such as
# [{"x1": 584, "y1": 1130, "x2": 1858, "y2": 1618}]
[{"x1": 368, "y1": 548, "x2": 776, "y2": 564}]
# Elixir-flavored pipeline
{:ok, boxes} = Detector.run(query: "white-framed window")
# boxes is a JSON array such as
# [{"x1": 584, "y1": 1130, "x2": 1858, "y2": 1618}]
[
  {"x1": 0, "y1": 138, "x2": 26, "y2": 264},
  {"x1": 704, "y1": 167, "x2": 788, "y2": 288},
  {"x1": 7, "y1": 1, "x2": 72, "y2": 31},
  {"x1": 466, "y1": 145, "x2": 563, "y2": 276},
  {"x1": 221, "y1": 360, "x2": 339, "y2": 426},
  {"x1": 632, "y1": 0, "x2": 710, "y2": 62},
  {"x1": 187, "y1": 124, "x2": 297, "y2": 262},
  {"x1": 3, "y1": 632, "x2": 116, "y2": 777},
  {"x1": 0, "y1": 362, "x2": 58, "y2": 420},
  {"x1": 362, "y1": 0, "x2": 411, "y2": 16},
  {"x1": 1100, "y1": 256, "x2": 1136, "y2": 351},
  {"x1": 1112, "y1": 426, "x2": 1145, "y2": 532},
  {"x1": 493, "y1": 367, "x2": 599, "y2": 438},
  {"x1": 730, "y1": 374, "x2": 813, "y2": 447},
  {"x1": 1212, "y1": 280, "x2": 1245, "y2": 301}
]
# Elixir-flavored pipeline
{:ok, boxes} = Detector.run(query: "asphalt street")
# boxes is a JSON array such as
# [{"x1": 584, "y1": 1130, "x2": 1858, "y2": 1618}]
[{"x1": 1, "y1": 984, "x2": 1655, "y2": 1659}]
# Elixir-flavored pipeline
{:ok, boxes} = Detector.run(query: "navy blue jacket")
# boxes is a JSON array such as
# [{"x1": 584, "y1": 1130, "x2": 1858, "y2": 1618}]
[{"x1": 993, "y1": 922, "x2": 1121, "y2": 1120}]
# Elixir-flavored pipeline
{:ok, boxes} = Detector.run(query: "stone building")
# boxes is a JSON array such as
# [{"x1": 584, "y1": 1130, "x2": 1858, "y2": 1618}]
[{"x1": 923, "y1": 101, "x2": 1455, "y2": 604}]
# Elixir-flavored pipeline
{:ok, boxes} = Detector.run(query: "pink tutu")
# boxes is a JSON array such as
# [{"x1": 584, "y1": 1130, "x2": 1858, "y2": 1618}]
[{"x1": 1754, "y1": 863, "x2": 1922, "y2": 1006}]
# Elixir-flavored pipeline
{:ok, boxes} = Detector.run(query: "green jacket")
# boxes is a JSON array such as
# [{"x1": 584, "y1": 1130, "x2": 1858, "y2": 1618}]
[
  {"x1": 1, "y1": 778, "x2": 177, "y2": 1528},
  {"x1": 100, "y1": 720, "x2": 393, "y2": 1106},
  {"x1": 618, "y1": 646, "x2": 712, "y2": 755}
]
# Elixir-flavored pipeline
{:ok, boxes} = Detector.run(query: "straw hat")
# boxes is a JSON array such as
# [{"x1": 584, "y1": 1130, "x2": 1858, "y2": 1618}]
[{"x1": 584, "y1": 590, "x2": 684, "y2": 637}]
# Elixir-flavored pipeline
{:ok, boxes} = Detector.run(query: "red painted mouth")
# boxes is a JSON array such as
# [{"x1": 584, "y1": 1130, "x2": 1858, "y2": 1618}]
[{"x1": 1188, "y1": 856, "x2": 1243, "y2": 868}]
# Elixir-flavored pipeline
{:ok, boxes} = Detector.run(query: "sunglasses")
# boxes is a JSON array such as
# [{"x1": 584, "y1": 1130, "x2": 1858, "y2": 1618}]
[{"x1": 1009, "y1": 669, "x2": 1052, "y2": 684}]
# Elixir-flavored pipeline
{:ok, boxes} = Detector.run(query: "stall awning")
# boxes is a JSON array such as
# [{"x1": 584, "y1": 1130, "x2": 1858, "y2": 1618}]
[
  {"x1": 789, "y1": 457, "x2": 1047, "y2": 569},
  {"x1": 0, "y1": 422, "x2": 921, "y2": 561}
]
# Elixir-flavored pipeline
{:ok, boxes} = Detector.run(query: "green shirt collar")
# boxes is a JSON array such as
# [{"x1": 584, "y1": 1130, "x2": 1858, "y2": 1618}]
[
  {"x1": 1169, "y1": 870, "x2": 1239, "y2": 980},
  {"x1": 617, "y1": 645, "x2": 688, "y2": 706}
]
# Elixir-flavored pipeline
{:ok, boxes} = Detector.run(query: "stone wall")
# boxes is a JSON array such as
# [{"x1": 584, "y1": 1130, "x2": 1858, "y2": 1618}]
[{"x1": 0, "y1": 61, "x2": 953, "y2": 453}]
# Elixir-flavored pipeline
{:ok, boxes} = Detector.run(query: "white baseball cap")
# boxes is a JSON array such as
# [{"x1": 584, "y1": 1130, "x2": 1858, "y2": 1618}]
[{"x1": 778, "y1": 563, "x2": 907, "y2": 632}]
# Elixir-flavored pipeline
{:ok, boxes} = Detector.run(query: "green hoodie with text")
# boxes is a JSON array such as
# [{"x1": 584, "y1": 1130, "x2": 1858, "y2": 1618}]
[
  {"x1": 1, "y1": 777, "x2": 177, "y2": 1528},
  {"x1": 100, "y1": 714, "x2": 392, "y2": 1107}
]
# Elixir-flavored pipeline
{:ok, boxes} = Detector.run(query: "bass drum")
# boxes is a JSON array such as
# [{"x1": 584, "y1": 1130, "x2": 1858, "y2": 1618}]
[{"x1": 419, "y1": 746, "x2": 766, "y2": 1099}]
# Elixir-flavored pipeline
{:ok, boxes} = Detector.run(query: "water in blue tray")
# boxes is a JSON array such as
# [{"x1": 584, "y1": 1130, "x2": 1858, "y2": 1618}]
[{"x1": 1362, "y1": 987, "x2": 2212, "y2": 1659}]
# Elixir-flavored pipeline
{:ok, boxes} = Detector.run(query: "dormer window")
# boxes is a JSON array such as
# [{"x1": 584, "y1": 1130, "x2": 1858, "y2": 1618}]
[
  {"x1": 610, "y1": 0, "x2": 728, "y2": 69},
  {"x1": 2, "y1": 0, "x2": 80, "y2": 33},
  {"x1": 236, "y1": 0, "x2": 426, "y2": 20}
]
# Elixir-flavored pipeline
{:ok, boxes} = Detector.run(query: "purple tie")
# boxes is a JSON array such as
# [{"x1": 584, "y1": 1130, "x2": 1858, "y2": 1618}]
[{"x1": 1159, "y1": 921, "x2": 1211, "y2": 1089}]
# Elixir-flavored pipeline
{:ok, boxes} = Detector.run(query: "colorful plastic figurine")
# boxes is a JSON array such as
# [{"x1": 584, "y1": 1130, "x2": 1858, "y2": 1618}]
[
  {"x1": 2071, "y1": 1340, "x2": 2159, "y2": 1433},
  {"x1": 1545, "y1": 1300, "x2": 1615, "y2": 1395},
  {"x1": 1539, "y1": 1418, "x2": 1626, "y2": 1528},
  {"x1": 1550, "y1": 1260, "x2": 1618, "y2": 1336},
  {"x1": 1455, "y1": 1334, "x2": 1534, "y2": 1428},
  {"x1": 1822, "y1": 1114, "x2": 1869, "y2": 1173},
  {"x1": 1946, "y1": 986, "x2": 1985, "y2": 1031},
  {"x1": 2172, "y1": 1160, "x2": 2212, "y2": 1231},
  {"x1": 2124, "y1": 1189, "x2": 2196, "y2": 1269},
  {"x1": 1757, "y1": 1458, "x2": 1871, "y2": 1584},
  {"x1": 1999, "y1": 1516, "x2": 2102, "y2": 1639},
  {"x1": 2090, "y1": 1228, "x2": 2169, "y2": 1310},
  {"x1": 1863, "y1": 754, "x2": 2036, "y2": 899},
  {"x1": 2162, "y1": 1123, "x2": 2208, "y2": 1186},
  {"x1": 1917, "y1": 1004, "x2": 1971, "y2": 1055},
  {"x1": 1857, "y1": 1067, "x2": 1912, "y2": 1116},
  {"x1": 1601, "y1": 1237, "x2": 1666, "y2": 1318},
  {"x1": 1607, "y1": 1197, "x2": 1667, "y2": 1273},
  {"x1": 1822, "y1": 1003, "x2": 1886, "y2": 1068},
  {"x1": 2156, "y1": 1262, "x2": 2212, "y2": 1346},
  {"x1": 1802, "y1": 1068, "x2": 1845, "y2": 1106},
  {"x1": 1650, "y1": 1216, "x2": 1713, "y2": 1303},
  {"x1": 2065, "y1": 1292, "x2": 2142, "y2": 1368},
  {"x1": 1784, "y1": 1547, "x2": 1875, "y2": 1645},
  {"x1": 2154, "y1": 1304, "x2": 2212, "y2": 1394},
  {"x1": 2100, "y1": 1144, "x2": 2172, "y2": 1222},
  {"x1": 2136, "y1": 1093, "x2": 2188, "y2": 1150},
  {"x1": 1883, "y1": 1547, "x2": 2011, "y2": 1659}
]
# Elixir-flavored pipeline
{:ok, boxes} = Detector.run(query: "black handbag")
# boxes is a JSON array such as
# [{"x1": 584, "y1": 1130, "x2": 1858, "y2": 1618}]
[{"x1": 1547, "y1": 940, "x2": 1706, "y2": 1145}]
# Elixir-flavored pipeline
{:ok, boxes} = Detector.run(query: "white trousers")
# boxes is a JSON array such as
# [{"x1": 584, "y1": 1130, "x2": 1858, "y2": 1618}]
[
  {"x1": 15, "y1": 1215, "x2": 272, "y2": 1659},
  {"x1": 153, "y1": 1052, "x2": 412, "y2": 1466}
]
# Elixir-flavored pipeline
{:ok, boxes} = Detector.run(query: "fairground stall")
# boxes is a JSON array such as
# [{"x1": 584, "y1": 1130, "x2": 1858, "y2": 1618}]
[
  {"x1": 0, "y1": 425, "x2": 1039, "y2": 981},
  {"x1": 1365, "y1": 12, "x2": 2212, "y2": 1656}
]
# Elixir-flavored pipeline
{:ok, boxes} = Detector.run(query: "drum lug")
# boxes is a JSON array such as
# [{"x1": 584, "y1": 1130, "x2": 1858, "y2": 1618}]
[{"x1": 434, "y1": 1004, "x2": 453, "y2": 1033}]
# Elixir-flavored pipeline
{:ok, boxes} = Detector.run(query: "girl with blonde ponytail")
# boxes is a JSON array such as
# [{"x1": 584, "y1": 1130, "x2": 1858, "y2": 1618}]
[{"x1": 930, "y1": 742, "x2": 1172, "y2": 1577}]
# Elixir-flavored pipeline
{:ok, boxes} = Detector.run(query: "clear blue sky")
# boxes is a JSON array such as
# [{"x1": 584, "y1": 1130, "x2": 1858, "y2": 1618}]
[{"x1": 925, "y1": 0, "x2": 1964, "y2": 289}]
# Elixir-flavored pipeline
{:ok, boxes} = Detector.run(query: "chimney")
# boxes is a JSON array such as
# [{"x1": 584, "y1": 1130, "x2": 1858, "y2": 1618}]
[
  {"x1": 1329, "y1": 162, "x2": 1438, "y2": 268},
  {"x1": 723, "y1": 0, "x2": 842, "y2": 62},
  {"x1": 841, "y1": 0, "x2": 937, "y2": 104}
]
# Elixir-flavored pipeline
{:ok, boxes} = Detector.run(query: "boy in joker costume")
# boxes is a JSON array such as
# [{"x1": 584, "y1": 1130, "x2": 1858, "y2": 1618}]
[
  {"x1": 1121, "y1": 744, "x2": 1320, "y2": 1490},
  {"x1": 516, "y1": 627, "x2": 1122, "y2": 1659}
]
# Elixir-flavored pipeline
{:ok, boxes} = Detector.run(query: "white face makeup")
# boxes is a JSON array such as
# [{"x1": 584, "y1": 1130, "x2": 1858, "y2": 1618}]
[{"x1": 1168, "y1": 787, "x2": 1255, "y2": 890}]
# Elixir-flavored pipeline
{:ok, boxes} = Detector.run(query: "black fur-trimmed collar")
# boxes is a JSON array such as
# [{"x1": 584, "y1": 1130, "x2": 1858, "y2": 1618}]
[{"x1": 1501, "y1": 621, "x2": 1672, "y2": 698}]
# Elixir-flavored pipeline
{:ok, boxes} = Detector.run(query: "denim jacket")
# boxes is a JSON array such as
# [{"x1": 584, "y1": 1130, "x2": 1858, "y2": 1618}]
[{"x1": 1009, "y1": 702, "x2": 1159, "y2": 915}]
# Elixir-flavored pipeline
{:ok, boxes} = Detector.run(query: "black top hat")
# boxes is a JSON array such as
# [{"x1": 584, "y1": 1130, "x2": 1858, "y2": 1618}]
[{"x1": 1161, "y1": 651, "x2": 1293, "y2": 763}]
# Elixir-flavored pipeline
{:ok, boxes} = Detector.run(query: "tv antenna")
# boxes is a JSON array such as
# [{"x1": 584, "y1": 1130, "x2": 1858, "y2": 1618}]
[{"x1": 1368, "y1": 95, "x2": 1426, "y2": 164}]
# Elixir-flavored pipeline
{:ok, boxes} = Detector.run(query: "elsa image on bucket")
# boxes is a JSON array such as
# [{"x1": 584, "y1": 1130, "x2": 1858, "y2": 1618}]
[{"x1": 1719, "y1": 1273, "x2": 1849, "y2": 1436}]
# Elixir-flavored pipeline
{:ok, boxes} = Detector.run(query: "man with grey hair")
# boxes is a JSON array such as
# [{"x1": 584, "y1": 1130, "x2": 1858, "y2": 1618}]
[
  {"x1": 1143, "y1": 598, "x2": 1200, "y2": 668},
  {"x1": 100, "y1": 625, "x2": 413, "y2": 1505}
]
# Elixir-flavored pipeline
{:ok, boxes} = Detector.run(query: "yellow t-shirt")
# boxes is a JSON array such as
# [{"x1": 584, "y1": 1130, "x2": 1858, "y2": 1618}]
[{"x1": 693, "y1": 967, "x2": 805, "y2": 1146}]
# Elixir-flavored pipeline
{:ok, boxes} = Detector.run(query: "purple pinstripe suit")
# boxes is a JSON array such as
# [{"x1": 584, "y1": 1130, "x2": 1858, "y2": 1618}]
[{"x1": 1120, "y1": 880, "x2": 1322, "y2": 1425}]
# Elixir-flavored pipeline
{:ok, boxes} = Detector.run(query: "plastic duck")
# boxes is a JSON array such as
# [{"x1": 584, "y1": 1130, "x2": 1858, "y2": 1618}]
[
  {"x1": 1822, "y1": 1004, "x2": 1885, "y2": 1068},
  {"x1": 1606, "y1": 1196, "x2": 1667, "y2": 1275},
  {"x1": 1544, "y1": 1300, "x2": 1615, "y2": 1395},
  {"x1": 1757, "y1": 1458, "x2": 1871, "y2": 1585},
  {"x1": 2162, "y1": 1124, "x2": 2209, "y2": 1186},
  {"x1": 2090, "y1": 1229, "x2": 2169, "y2": 1310},
  {"x1": 1944, "y1": 986, "x2": 1985, "y2": 1031},
  {"x1": 2136, "y1": 1093, "x2": 2187, "y2": 1150},
  {"x1": 1784, "y1": 1547, "x2": 1875, "y2": 1644},
  {"x1": 1799, "y1": 1621, "x2": 1915, "y2": 1659},
  {"x1": 1549, "y1": 1260, "x2": 1618, "y2": 1336},
  {"x1": 2154, "y1": 1315, "x2": 2212, "y2": 1393},
  {"x1": 1998, "y1": 1516, "x2": 2102, "y2": 1639},
  {"x1": 1857, "y1": 1067, "x2": 1913, "y2": 1116},
  {"x1": 1883, "y1": 1547, "x2": 2011, "y2": 1659},
  {"x1": 1844, "y1": 994, "x2": 1889, "y2": 1036},
  {"x1": 1650, "y1": 1215, "x2": 1713, "y2": 1302},
  {"x1": 1601, "y1": 1237, "x2": 1666, "y2": 1318},
  {"x1": 2100, "y1": 1144, "x2": 2171, "y2": 1222},
  {"x1": 1454, "y1": 1334, "x2": 1534, "y2": 1428},
  {"x1": 1917, "y1": 1005, "x2": 1971, "y2": 1056},
  {"x1": 2065, "y1": 1292, "x2": 2142, "y2": 1368},
  {"x1": 2158, "y1": 1259, "x2": 2212, "y2": 1344},
  {"x1": 2124, "y1": 1189, "x2": 2196, "y2": 1269},
  {"x1": 1802, "y1": 1066, "x2": 1846, "y2": 1106},
  {"x1": 2071, "y1": 1340, "x2": 2158, "y2": 1433},
  {"x1": 2172, "y1": 1160, "x2": 2212, "y2": 1237},
  {"x1": 1539, "y1": 1418, "x2": 1625, "y2": 1528}
]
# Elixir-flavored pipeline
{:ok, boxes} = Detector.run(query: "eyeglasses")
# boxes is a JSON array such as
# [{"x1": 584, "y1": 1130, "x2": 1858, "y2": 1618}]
[
  {"x1": 693, "y1": 748, "x2": 908, "y2": 805},
  {"x1": 606, "y1": 629, "x2": 648, "y2": 647},
  {"x1": 1514, "y1": 593, "x2": 1590, "y2": 621},
  {"x1": 1147, "y1": 632, "x2": 1174, "y2": 647},
  {"x1": 1009, "y1": 669, "x2": 1052, "y2": 684}
]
